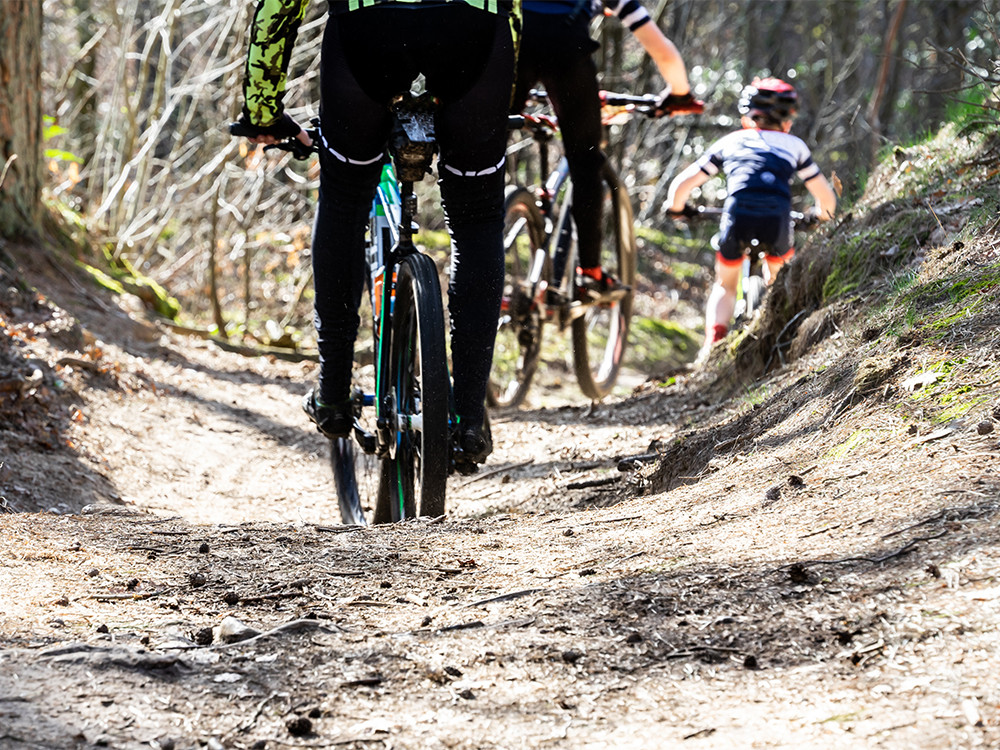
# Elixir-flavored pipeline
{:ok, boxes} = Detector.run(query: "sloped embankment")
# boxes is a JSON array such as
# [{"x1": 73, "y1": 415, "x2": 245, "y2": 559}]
[{"x1": 637, "y1": 125, "x2": 1000, "y2": 497}]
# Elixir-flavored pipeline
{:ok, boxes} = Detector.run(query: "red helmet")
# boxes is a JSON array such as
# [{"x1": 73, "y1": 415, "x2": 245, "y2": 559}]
[{"x1": 738, "y1": 77, "x2": 798, "y2": 122}]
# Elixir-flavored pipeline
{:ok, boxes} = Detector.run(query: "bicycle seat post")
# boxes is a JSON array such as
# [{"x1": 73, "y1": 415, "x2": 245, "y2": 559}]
[{"x1": 389, "y1": 91, "x2": 439, "y2": 256}]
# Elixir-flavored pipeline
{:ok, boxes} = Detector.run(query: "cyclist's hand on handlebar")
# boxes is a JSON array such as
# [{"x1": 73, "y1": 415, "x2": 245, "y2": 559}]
[
  {"x1": 797, "y1": 208, "x2": 825, "y2": 228},
  {"x1": 229, "y1": 111, "x2": 312, "y2": 147},
  {"x1": 665, "y1": 203, "x2": 699, "y2": 219},
  {"x1": 655, "y1": 92, "x2": 704, "y2": 117}
]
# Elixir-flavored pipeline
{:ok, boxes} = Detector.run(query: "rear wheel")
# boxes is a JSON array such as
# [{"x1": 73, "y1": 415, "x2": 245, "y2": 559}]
[
  {"x1": 741, "y1": 274, "x2": 768, "y2": 321},
  {"x1": 571, "y1": 162, "x2": 636, "y2": 400},
  {"x1": 488, "y1": 187, "x2": 547, "y2": 409},
  {"x1": 376, "y1": 254, "x2": 450, "y2": 521}
]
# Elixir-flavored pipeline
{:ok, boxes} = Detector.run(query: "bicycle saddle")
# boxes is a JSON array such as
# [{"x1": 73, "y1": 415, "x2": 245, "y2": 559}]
[{"x1": 390, "y1": 91, "x2": 438, "y2": 183}]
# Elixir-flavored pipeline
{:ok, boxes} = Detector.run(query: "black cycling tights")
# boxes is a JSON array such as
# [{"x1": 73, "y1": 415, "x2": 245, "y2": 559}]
[
  {"x1": 513, "y1": 10, "x2": 607, "y2": 270},
  {"x1": 310, "y1": 5, "x2": 514, "y2": 430}
]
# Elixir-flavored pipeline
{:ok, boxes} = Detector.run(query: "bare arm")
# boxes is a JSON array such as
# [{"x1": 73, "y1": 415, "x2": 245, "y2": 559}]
[
  {"x1": 631, "y1": 22, "x2": 690, "y2": 96},
  {"x1": 666, "y1": 163, "x2": 709, "y2": 212},
  {"x1": 805, "y1": 174, "x2": 837, "y2": 220}
]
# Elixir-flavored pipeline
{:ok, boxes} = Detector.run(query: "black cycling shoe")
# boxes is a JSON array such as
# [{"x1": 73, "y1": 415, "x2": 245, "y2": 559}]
[
  {"x1": 302, "y1": 388, "x2": 352, "y2": 440},
  {"x1": 452, "y1": 423, "x2": 493, "y2": 476}
]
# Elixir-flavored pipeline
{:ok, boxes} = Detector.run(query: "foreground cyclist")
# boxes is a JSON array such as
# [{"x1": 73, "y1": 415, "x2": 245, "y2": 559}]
[
  {"x1": 514, "y1": 0, "x2": 702, "y2": 300},
  {"x1": 666, "y1": 77, "x2": 837, "y2": 362},
  {"x1": 233, "y1": 0, "x2": 520, "y2": 472}
]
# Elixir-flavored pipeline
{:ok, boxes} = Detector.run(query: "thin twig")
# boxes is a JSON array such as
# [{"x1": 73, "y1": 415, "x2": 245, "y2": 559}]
[
  {"x1": 459, "y1": 459, "x2": 535, "y2": 486},
  {"x1": 771, "y1": 530, "x2": 949, "y2": 575},
  {"x1": 0, "y1": 155, "x2": 16, "y2": 191},
  {"x1": 466, "y1": 588, "x2": 546, "y2": 608}
]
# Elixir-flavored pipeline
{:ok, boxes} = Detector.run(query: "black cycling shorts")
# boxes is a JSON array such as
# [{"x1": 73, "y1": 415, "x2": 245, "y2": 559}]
[{"x1": 716, "y1": 207, "x2": 794, "y2": 266}]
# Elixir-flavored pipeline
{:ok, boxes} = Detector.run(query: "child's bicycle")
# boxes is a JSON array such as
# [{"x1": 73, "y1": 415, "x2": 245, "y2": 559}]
[
  {"x1": 234, "y1": 90, "x2": 463, "y2": 525},
  {"x1": 488, "y1": 90, "x2": 678, "y2": 409},
  {"x1": 668, "y1": 204, "x2": 817, "y2": 325}
]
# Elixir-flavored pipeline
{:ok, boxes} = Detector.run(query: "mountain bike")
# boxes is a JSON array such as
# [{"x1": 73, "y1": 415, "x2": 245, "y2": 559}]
[
  {"x1": 668, "y1": 204, "x2": 816, "y2": 324},
  {"x1": 235, "y1": 90, "x2": 456, "y2": 525},
  {"x1": 488, "y1": 90, "x2": 676, "y2": 409}
]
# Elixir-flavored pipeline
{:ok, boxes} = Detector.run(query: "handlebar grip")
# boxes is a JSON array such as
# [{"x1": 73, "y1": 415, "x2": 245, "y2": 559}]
[
  {"x1": 263, "y1": 137, "x2": 315, "y2": 161},
  {"x1": 228, "y1": 120, "x2": 257, "y2": 138},
  {"x1": 666, "y1": 204, "x2": 718, "y2": 219}
]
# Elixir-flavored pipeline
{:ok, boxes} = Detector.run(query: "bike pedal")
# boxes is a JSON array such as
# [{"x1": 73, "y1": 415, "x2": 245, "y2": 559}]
[{"x1": 353, "y1": 424, "x2": 377, "y2": 454}]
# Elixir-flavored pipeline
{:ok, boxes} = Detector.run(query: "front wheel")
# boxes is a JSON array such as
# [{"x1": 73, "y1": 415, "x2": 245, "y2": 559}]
[
  {"x1": 330, "y1": 437, "x2": 388, "y2": 526},
  {"x1": 571, "y1": 162, "x2": 636, "y2": 400},
  {"x1": 488, "y1": 187, "x2": 547, "y2": 409},
  {"x1": 376, "y1": 253, "x2": 450, "y2": 521}
]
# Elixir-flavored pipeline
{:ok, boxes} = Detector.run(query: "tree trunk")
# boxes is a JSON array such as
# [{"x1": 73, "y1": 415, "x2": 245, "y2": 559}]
[
  {"x1": 0, "y1": 0, "x2": 43, "y2": 238},
  {"x1": 868, "y1": 0, "x2": 908, "y2": 164}
]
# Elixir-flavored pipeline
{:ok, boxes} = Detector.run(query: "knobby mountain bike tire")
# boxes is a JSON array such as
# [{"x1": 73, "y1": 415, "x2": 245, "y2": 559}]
[
  {"x1": 571, "y1": 162, "x2": 636, "y2": 400},
  {"x1": 330, "y1": 436, "x2": 388, "y2": 526},
  {"x1": 488, "y1": 187, "x2": 547, "y2": 409},
  {"x1": 376, "y1": 253, "x2": 450, "y2": 521}
]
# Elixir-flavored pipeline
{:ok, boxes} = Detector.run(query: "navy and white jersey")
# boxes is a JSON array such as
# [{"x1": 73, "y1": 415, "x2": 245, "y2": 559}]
[
  {"x1": 695, "y1": 128, "x2": 822, "y2": 205},
  {"x1": 522, "y1": 0, "x2": 651, "y2": 31}
]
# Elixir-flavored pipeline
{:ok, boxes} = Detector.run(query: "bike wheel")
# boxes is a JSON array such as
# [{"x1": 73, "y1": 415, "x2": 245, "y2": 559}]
[
  {"x1": 571, "y1": 162, "x2": 636, "y2": 400},
  {"x1": 488, "y1": 187, "x2": 547, "y2": 409},
  {"x1": 330, "y1": 437, "x2": 388, "y2": 526},
  {"x1": 376, "y1": 253, "x2": 450, "y2": 521}
]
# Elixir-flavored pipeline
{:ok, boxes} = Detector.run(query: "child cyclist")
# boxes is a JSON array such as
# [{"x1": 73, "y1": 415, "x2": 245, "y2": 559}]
[{"x1": 666, "y1": 77, "x2": 837, "y2": 361}]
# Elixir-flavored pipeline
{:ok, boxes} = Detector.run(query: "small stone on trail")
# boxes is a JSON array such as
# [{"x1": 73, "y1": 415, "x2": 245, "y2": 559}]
[
  {"x1": 96, "y1": 623, "x2": 109, "y2": 634},
  {"x1": 788, "y1": 563, "x2": 811, "y2": 584},
  {"x1": 223, "y1": 591, "x2": 240, "y2": 605},
  {"x1": 286, "y1": 717, "x2": 312, "y2": 737},
  {"x1": 765, "y1": 486, "x2": 781, "y2": 503},
  {"x1": 563, "y1": 528, "x2": 574, "y2": 537},
  {"x1": 86, "y1": 568, "x2": 99, "y2": 577},
  {"x1": 578, "y1": 568, "x2": 596, "y2": 576},
  {"x1": 194, "y1": 627, "x2": 214, "y2": 646},
  {"x1": 788, "y1": 475, "x2": 804, "y2": 488},
  {"x1": 977, "y1": 421, "x2": 994, "y2": 435},
  {"x1": 380, "y1": 581, "x2": 392, "y2": 588},
  {"x1": 198, "y1": 542, "x2": 210, "y2": 554},
  {"x1": 214, "y1": 616, "x2": 261, "y2": 644},
  {"x1": 561, "y1": 649, "x2": 584, "y2": 664},
  {"x1": 444, "y1": 665, "x2": 463, "y2": 677},
  {"x1": 458, "y1": 689, "x2": 476, "y2": 700},
  {"x1": 625, "y1": 632, "x2": 643, "y2": 644},
  {"x1": 188, "y1": 572, "x2": 207, "y2": 588},
  {"x1": 743, "y1": 655, "x2": 759, "y2": 670}
]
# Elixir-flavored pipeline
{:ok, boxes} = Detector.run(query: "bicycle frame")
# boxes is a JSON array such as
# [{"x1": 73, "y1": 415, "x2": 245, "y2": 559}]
[
  {"x1": 367, "y1": 95, "x2": 441, "y2": 460},
  {"x1": 515, "y1": 117, "x2": 587, "y2": 329}
]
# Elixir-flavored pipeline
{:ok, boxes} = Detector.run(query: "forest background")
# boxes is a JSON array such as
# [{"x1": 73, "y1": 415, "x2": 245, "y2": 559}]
[{"x1": 20, "y1": 0, "x2": 1000, "y2": 349}]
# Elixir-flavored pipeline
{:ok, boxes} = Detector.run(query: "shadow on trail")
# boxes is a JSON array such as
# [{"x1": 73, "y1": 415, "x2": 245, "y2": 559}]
[{"x1": 432, "y1": 481, "x2": 1000, "y2": 678}]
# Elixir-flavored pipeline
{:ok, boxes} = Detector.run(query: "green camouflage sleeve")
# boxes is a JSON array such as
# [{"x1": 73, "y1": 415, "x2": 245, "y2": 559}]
[{"x1": 243, "y1": 0, "x2": 310, "y2": 126}]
